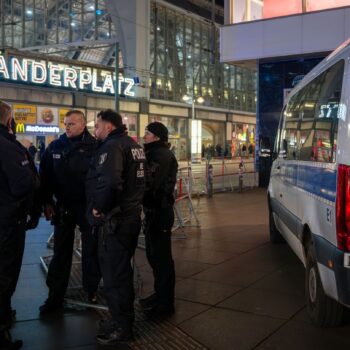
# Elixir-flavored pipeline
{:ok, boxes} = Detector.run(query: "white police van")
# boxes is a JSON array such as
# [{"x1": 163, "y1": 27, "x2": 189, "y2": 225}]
[{"x1": 268, "y1": 38, "x2": 350, "y2": 327}]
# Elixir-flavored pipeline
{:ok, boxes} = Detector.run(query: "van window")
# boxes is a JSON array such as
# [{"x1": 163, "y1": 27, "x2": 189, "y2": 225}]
[
  {"x1": 280, "y1": 93, "x2": 301, "y2": 159},
  {"x1": 280, "y1": 60, "x2": 344, "y2": 163},
  {"x1": 311, "y1": 60, "x2": 344, "y2": 163}
]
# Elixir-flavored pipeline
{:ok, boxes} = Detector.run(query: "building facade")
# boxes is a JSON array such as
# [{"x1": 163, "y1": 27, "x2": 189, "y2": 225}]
[{"x1": 0, "y1": 0, "x2": 256, "y2": 160}]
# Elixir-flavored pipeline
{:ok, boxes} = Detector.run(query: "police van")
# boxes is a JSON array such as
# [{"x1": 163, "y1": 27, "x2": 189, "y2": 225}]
[{"x1": 267, "y1": 38, "x2": 350, "y2": 327}]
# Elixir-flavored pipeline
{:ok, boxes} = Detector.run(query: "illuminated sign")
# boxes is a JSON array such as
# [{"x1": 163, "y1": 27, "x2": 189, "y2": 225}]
[
  {"x1": 13, "y1": 104, "x2": 37, "y2": 125},
  {"x1": 25, "y1": 125, "x2": 60, "y2": 134},
  {"x1": 16, "y1": 123, "x2": 25, "y2": 133},
  {"x1": 0, "y1": 54, "x2": 135, "y2": 96}
]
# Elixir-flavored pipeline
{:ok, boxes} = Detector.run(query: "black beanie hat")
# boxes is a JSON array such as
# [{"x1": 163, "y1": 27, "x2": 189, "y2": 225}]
[{"x1": 146, "y1": 122, "x2": 168, "y2": 142}]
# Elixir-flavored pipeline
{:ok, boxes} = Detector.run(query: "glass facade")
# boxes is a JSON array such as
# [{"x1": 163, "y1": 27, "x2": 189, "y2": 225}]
[
  {"x1": 0, "y1": 0, "x2": 118, "y2": 65},
  {"x1": 149, "y1": 2, "x2": 256, "y2": 112}
]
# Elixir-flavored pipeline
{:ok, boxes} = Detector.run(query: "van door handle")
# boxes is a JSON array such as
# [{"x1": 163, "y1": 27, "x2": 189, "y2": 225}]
[{"x1": 279, "y1": 193, "x2": 283, "y2": 198}]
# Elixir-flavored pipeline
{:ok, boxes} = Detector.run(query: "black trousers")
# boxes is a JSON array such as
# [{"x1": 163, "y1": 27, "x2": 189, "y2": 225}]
[
  {"x1": 46, "y1": 205, "x2": 101, "y2": 302},
  {"x1": 145, "y1": 206, "x2": 175, "y2": 306},
  {"x1": 98, "y1": 214, "x2": 141, "y2": 329},
  {"x1": 0, "y1": 216, "x2": 26, "y2": 329}
]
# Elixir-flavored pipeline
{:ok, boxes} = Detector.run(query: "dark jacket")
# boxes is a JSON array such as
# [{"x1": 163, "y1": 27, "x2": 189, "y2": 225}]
[
  {"x1": 143, "y1": 140, "x2": 178, "y2": 210},
  {"x1": 0, "y1": 124, "x2": 40, "y2": 221},
  {"x1": 40, "y1": 128, "x2": 95, "y2": 207},
  {"x1": 86, "y1": 127, "x2": 146, "y2": 224}
]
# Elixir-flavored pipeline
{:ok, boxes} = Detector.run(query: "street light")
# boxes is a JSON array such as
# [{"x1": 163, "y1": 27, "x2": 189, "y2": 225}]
[{"x1": 182, "y1": 93, "x2": 205, "y2": 163}]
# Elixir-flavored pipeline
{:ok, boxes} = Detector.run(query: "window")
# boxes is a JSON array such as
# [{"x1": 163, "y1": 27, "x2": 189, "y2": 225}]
[
  {"x1": 279, "y1": 92, "x2": 302, "y2": 160},
  {"x1": 280, "y1": 60, "x2": 344, "y2": 163}
]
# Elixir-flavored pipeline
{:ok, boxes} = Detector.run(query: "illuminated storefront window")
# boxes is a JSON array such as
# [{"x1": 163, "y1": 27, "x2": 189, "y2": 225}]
[{"x1": 232, "y1": 123, "x2": 255, "y2": 158}]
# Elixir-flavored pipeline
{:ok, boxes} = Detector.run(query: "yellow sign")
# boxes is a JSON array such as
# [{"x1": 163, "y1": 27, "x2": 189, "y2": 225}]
[
  {"x1": 59, "y1": 109, "x2": 85, "y2": 129},
  {"x1": 13, "y1": 105, "x2": 37, "y2": 125},
  {"x1": 59, "y1": 109, "x2": 70, "y2": 129},
  {"x1": 15, "y1": 123, "x2": 25, "y2": 133}
]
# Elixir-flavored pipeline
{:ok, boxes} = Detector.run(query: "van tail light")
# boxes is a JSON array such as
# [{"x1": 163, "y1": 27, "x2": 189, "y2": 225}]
[{"x1": 336, "y1": 164, "x2": 350, "y2": 251}]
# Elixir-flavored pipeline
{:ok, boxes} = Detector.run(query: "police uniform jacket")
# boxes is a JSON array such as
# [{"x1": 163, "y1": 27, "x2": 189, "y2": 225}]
[
  {"x1": 143, "y1": 141, "x2": 178, "y2": 210},
  {"x1": 0, "y1": 124, "x2": 40, "y2": 221},
  {"x1": 40, "y1": 128, "x2": 95, "y2": 207},
  {"x1": 86, "y1": 126, "x2": 146, "y2": 223}
]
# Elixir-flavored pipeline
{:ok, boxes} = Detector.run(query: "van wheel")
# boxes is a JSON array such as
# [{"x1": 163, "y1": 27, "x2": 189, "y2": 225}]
[
  {"x1": 305, "y1": 242, "x2": 344, "y2": 327},
  {"x1": 269, "y1": 209, "x2": 285, "y2": 243}
]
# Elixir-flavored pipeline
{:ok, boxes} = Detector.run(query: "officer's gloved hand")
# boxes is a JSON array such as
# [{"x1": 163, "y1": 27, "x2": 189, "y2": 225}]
[{"x1": 25, "y1": 215, "x2": 40, "y2": 230}]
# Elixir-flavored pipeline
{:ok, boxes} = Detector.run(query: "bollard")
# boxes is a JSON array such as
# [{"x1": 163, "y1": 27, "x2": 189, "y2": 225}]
[
  {"x1": 239, "y1": 173, "x2": 243, "y2": 193},
  {"x1": 207, "y1": 164, "x2": 213, "y2": 198},
  {"x1": 238, "y1": 159, "x2": 244, "y2": 193},
  {"x1": 221, "y1": 158, "x2": 225, "y2": 191}
]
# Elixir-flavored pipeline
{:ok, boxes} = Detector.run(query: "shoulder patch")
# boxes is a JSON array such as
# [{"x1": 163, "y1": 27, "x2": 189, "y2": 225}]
[
  {"x1": 53, "y1": 154, "x2": 61, "y2": 159},
  {"x1": 21, "y1": 160, "x2": 29, "y2": 166},
  {"x1": 99, "y1": 152, "x2": 108, "y2": 165}
]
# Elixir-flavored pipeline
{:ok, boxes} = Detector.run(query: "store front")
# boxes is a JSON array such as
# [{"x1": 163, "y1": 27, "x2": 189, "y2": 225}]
[
  {"x1": 1, "y1": 89, "x2": 140, "y2": 150},
  {"x1": 196, "y1": 110, "x2": 226, "y2": 159},
  {"x1": 14, "y1": 104, "x2": 67, "y2": 158},
  {"x1": 231, "y1": 113, "x2": 256, "y2": 158}
]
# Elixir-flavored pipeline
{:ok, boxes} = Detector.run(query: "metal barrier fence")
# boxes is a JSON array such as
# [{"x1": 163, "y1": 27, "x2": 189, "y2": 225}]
[
  {"x1": 179, "y1": 158, "x2": 258, "y2": 196},
  {"x1": 173, "y1": 166, "x2": 200, "y2": 234}
]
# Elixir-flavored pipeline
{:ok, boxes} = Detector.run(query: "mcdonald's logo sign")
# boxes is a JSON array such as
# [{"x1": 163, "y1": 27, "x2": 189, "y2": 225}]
[{"x1": 16, "y1": 123, "x2": 25, "y2": 133}]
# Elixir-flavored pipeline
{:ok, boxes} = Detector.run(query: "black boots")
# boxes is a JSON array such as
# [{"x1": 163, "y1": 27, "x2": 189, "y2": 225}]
[
  {"x1": 138, "y1": 293, "x2": 158, "y2": 310},
  {"x1": 139, "y1": 293, "x2": 175, "y2": 317},
  {"x1": 96, "y1": 325, "x2": 133, "y2": 345},
  {"x1": 39, "y1": 298, "x2": 63, "y2": 315}
]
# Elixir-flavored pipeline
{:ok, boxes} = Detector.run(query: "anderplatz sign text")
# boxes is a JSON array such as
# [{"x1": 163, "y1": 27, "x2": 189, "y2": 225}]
[{"x1": 0, "y1": 54, "x2": 135, "y2": 96}]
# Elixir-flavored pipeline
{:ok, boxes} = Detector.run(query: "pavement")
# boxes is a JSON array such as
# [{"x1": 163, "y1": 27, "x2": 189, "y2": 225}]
[{"x1": 10, "y1": 188, "x2": 350, "y2": 349}]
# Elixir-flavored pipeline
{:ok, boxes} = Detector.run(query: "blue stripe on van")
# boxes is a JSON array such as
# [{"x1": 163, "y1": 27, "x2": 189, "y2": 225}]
[{"x1": 276, "y1": 163, "x2": 337, "y2": 202}]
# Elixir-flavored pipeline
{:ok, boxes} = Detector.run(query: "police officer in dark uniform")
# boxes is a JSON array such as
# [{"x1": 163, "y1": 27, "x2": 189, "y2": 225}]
[
  {"x1": 139, "y1": 122, "x2": 178, "y2": 317},
  {"x1": 86, "y1": 109, "x2": 145, "y2": 345},
  {"x1": 0, "y1": 101, "x2": 40, "y2": 349},
  {"x1": 39, "y1": 110, "x2": 101, "y2": 314}
]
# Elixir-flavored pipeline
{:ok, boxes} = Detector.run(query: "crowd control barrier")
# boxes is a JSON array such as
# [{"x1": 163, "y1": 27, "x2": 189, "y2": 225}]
[
  {"x1": 188, "y1": 158, "x2": 258, "y2": 195},
  {"x1": 173, "y1": 166, "x2": 200, "y2": 234}
]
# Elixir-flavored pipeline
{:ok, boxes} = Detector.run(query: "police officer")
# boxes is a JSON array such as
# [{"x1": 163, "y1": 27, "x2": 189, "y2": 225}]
[
  {"x1": 139, "y1": 122, "x2": 178, "y2": 317},
  {"x1": 39, "y1": 110, "x2": 101, "y2": 314},
  {"x1": 86, "y1": 109, "x2": 145, "y2": 345},
  {"x1": 0, "y1": 101, "x2": 40, "y2": 349}
]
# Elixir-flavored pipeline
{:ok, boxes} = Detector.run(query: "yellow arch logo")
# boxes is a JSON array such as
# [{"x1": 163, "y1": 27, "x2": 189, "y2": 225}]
[{"x1": 16, "y1": 123, "x2": 25, "y2": 133}]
